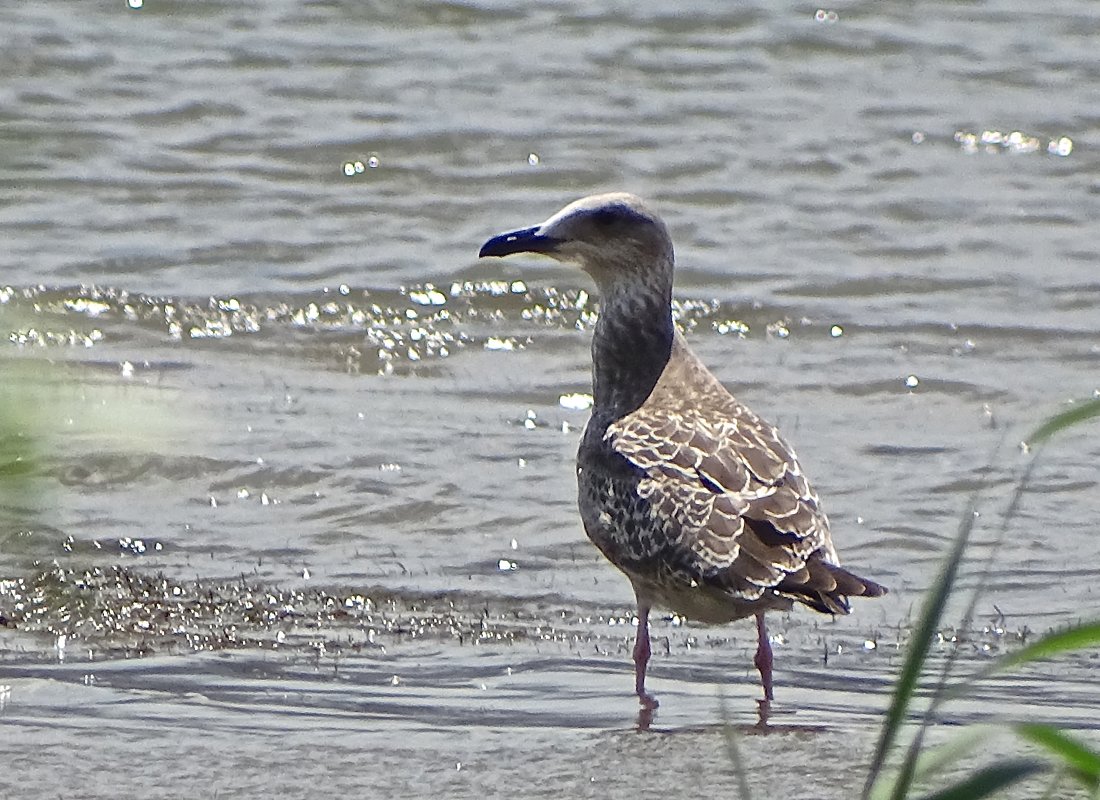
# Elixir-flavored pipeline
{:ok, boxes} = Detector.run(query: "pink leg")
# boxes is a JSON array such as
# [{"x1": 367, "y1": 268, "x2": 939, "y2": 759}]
[
  {"x1": 633, "y1": 604, "x2": 658, "y2": 709},
  {"x1": 754, "y1": 612, "x2": 774, "y2": 702}
]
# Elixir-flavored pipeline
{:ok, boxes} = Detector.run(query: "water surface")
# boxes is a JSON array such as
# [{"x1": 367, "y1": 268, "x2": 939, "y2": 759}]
[{"x1": 2, "y1": 1, "x2": 1099, "y2": 797}]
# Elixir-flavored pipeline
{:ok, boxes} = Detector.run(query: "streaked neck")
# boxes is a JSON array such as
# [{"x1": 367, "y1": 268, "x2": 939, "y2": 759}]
[{"x1": 590, "y1": 270, "x2": 674, "y2": 419}]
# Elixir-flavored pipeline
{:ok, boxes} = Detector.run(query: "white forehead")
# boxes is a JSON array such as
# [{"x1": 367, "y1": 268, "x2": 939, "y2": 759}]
[{"x1": 541, "y1": 192, "x2": 654, "y2": 227}]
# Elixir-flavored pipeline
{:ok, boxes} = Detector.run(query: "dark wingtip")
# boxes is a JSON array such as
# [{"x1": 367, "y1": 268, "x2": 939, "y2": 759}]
[
  {"x1": 861, "y1": 577, "x2": 889, "y2": 597},
  {"x1": 776, "y1": 560, "x2": 887, "y2": 615},
  {"x1": 834, "y1": 565, "x2": 888, "y2": 599},
  {"x1": 479, "y1": 226, "x2": 559, "y2": 258}
]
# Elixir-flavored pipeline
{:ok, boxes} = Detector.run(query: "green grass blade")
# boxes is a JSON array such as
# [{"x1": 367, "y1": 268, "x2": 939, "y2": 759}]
[
  {"x1": 947, "y1": 621, "x2": 1100, "y2": 696},
  {"x1": 888, "y1": 727, "x2": 929, "y2": 800},
  {"x1": 914, "y1": 760, "x2": 1047, "y2": 800},
  {"x1": 0, "y1": 454, "x2": 34, "y2": 477},
  {"x1": 861, "y1": 498, "x2": 980, "y2": 800},
  {"x1": 870, "y1": 727, "x2": 998, "y2": 800},
  {"x1": 1025, "y1": 397, "x2": 1100, "y2": 447},
  {"x1": 865, "y1": 399, "x2": 1098, "y2": 800},
  {"x1": 995, "y1": 621, "x2": 1100, "y2": 672},
  {"x1": 717, "y1": 691, "x2": 753, "y2": 800},
  {"x1": 1015, "y1": 724, "x2": 1100, "y2": 789}
]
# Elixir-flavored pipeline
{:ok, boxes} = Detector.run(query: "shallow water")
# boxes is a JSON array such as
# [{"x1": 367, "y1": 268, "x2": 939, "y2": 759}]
[{"x1": 2, "y1": 1, "x2": 1100, "y2": 797}]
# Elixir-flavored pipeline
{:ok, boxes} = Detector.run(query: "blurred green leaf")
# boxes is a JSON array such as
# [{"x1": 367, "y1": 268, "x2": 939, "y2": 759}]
[
  {"x1": 862, "y1": 497, "x2": 980, "y2": 800},
  {"x1": 914, "y1": 760, "x2": 1047, "y2": 800},
  {"x1": 957, "y1": 622, "x2": 1100, "y2": 689},
  {"x1": 0, "y1": 453, "x2": 35, "y2": 478},
  {"x1": 869, "y1": 727, "x2": 998, "y2": 800},
  {"x1": 998, "y1": 621, "x2": 1100, "y2": 671},
  {"x1": 1025, "y1": 397, "x2": 1100, "y2": 447},
  {"x1": 717, "y1": 692, "x2": 753, "y2": 800},
  {"x1": 1015, "y1": 723, "x2": 1100, "y2": 790},
  {"x1": 865, "y1": 397, "x2": 1100, "y2": 800}
]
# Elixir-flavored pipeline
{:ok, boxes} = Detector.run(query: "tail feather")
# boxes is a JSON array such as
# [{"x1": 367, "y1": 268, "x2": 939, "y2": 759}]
[{"x1": 776, "y1": 558, "x2": 887, "y2": 615}]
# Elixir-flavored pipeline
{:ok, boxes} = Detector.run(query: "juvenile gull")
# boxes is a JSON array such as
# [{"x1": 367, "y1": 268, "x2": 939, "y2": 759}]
[{"x1": 480, "y1": 193, "x2": 886, "y2": 709}]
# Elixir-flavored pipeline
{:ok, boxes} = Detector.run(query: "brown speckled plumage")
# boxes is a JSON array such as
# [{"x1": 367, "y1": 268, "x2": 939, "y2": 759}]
[{"x1": 480, "y1": 192, "x2": 886, "y2": 709}]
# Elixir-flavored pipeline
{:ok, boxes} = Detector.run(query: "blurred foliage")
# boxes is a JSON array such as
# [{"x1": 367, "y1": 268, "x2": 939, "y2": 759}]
[
  {"x1": 859, "y1": 398, "x2": 1100, "y2": 800},
  {"x1": 0, "y1": 359, "x2": 44, "y2": 554}
]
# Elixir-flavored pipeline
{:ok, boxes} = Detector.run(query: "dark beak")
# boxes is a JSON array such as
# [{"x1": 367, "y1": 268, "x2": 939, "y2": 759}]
[{"x1": 479, "y1": 226, "x2": 561, "y2": 258}]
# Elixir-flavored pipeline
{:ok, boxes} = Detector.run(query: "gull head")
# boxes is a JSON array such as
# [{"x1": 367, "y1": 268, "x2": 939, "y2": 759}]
[{"x1": 479, "y1": 193, "x2": 674, "y2": 285}]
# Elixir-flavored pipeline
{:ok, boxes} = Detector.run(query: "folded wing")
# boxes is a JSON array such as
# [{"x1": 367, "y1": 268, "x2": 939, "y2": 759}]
[{"x1": 607, "y1": 340, "x2": 884, "y2": 613}]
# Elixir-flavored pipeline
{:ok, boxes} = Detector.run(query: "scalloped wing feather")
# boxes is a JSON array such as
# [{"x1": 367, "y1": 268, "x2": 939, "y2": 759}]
[{"x1": 605, "y1": 336, "x2": 835, "y2": 603}]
